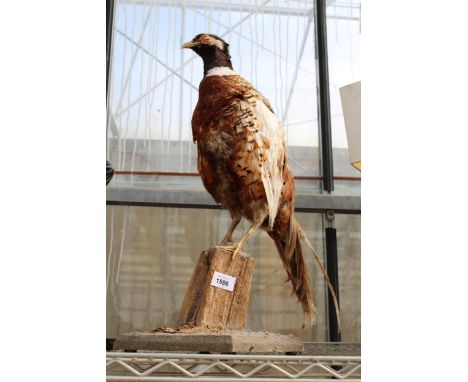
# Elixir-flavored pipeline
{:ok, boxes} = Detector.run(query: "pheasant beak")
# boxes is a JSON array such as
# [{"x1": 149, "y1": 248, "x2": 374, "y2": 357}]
[{"x1": 181, "y1": 40, "x2": 197, "y2": 49}]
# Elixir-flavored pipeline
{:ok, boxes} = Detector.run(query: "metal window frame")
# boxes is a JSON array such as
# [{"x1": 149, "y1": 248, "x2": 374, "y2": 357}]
[
  {"x1": 105, "y1": 0, "x2": 361, "y2": 345},
  {"x1": 105, "y1": 0, "x2": 359, "y2": 212},
  {"x1": 106, "y1": 183, "x2": 360, "y2": 214}
]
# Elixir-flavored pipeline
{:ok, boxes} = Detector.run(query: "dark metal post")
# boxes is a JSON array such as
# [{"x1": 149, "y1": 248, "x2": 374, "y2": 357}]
[
  {"x1": 325, "y1": 225, "x2": 341, "y2": 342},
  {"x1": 106, "y1": 0, "x2": 116, "y2": 177},
  {"x1": 315, "y1": 0, "x2": 334, "y2": 192},
  {"x1": 107, "y1": 0, "x2": 115, "y2": 102}
]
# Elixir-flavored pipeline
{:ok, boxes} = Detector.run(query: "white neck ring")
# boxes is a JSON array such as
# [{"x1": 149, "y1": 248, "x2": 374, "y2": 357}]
[{"x1": 205, "y1": 67, "x2": 238, "y2": 77}]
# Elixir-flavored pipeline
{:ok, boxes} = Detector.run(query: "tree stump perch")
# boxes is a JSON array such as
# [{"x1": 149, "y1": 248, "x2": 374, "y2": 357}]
[
  {"x1": 178, "y1": 246, "x2": 255, "y2": 329},
  {"x1": 113, "y1": 246, "x2": 304, "y2": 353}
]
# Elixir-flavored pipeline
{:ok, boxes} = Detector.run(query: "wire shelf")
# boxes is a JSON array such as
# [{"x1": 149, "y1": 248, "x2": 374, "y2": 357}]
[{"x1": 106, "y1": 342, "x2": 361, "y2": 381}]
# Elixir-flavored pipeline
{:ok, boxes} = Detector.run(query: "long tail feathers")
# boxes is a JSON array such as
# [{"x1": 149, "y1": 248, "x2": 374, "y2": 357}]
[
  {"x1": 271, "y1": 217, "x2": 341, "y2": 331},
  {"x1": 270, "y1": 218, "x2": 316, "y2": 327}
]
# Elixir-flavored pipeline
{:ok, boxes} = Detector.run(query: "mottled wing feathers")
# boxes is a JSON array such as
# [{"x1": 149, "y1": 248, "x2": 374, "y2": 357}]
[
  {"x1": 192, "y1": 75, "x2": 285, "y2": 228},
  {"x1": 251, "y1": 98, "x2": 285, "y2": 228}
]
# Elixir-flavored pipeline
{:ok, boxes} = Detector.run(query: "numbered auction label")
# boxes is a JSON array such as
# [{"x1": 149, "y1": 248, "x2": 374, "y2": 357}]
[{"x1": 210, "y1": 271, "x2": 236, "y2": 292}]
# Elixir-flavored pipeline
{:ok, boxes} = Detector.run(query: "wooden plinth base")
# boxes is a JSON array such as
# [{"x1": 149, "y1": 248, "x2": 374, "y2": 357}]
[
  {"x1": 178, "y1": 246, "x2": 255, "y2": 329},
  {"x1": 112, "y1": 328, "x2": 304, "y2": 354}
]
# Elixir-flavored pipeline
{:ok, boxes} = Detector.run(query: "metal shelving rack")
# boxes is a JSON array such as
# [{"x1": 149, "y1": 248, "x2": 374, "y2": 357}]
[{"x1": 106, "y1": 343, "x2": 361, "y2": 381}]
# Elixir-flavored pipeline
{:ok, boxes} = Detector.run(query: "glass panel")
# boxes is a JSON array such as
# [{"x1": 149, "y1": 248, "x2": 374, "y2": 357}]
[
  {"x1": 332, "y1": 179, "x2": 360, "y2": 196},
  {"x1": 106, "y1": 205, "x2": 328, "y2": 341},
  {"x1": 326, "y1": 0, "x2": 361, "y2": 177},
  {"x1": 107, "y1": 0, "x2": 320, "y2": 184},
  {"x1": 334, "y1": 213, "x2": 361, "y2": 342}
]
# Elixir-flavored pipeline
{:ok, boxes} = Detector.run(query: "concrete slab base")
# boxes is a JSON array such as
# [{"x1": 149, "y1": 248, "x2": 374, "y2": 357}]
[{"x1": 112, "y1": 327, "x2": 304, "y2": 354}]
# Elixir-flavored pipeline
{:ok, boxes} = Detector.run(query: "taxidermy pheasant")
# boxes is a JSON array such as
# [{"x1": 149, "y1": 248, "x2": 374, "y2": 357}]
[{"x1": 182, "y1": 33, "x2": 339, "y2": 327}]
